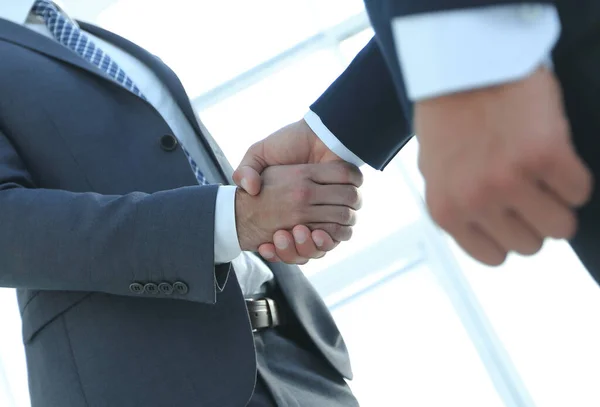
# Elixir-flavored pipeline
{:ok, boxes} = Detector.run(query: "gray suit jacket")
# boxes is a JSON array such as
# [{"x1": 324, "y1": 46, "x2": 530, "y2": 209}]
[{"x1": 0, "y1": 19, "x2": 351, "y2": 407}]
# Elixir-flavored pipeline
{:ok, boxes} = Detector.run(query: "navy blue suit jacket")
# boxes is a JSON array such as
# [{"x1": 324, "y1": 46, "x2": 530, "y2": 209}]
[{"x1": 0, "y1": 19, "x2": 351, "y2": 407}]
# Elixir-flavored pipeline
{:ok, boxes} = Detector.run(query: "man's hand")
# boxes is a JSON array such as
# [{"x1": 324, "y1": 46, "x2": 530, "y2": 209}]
[
  {"x1": 234, "y1": 119, "x2": 349, "y2": 263},
  {"x1": 233, "y1": 119, "x2": 342, "y2": 196},
  {"x1": 235, "y1": 162, "x2": 363, "y2": 256},
  {"x1": 416, "y1": 67, "x2": 593, "y2": 266}
]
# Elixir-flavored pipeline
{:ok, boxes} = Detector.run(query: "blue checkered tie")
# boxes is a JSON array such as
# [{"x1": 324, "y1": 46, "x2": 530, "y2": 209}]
[{"x1": 32, "y1": 0, "x2": 209, "y2": 185}]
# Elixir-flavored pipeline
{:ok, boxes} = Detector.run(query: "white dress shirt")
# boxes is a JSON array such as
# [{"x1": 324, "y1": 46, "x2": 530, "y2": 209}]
[{"x1": 390, "y1": 3, "x2": 560, "y2": 101}]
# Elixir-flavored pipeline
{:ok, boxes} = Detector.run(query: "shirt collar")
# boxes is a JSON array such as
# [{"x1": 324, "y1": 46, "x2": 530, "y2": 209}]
[{"x1": 0, "y1": 0, "x2": 69, "y2": 24}]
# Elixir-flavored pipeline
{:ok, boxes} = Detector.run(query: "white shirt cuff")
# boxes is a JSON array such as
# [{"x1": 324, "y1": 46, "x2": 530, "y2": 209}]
[
  {"x1": 304, "y1": 110, "x2": 365, "y2": 168},
  {"x1": 391, "y1": 4, "x2": 561, "y2": 101},
  {"x1": 214, "y1": 185, "x2": 242, "y2": 264}
]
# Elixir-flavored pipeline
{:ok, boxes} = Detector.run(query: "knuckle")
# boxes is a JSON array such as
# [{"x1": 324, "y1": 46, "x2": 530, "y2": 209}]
[
  {"x1": 354, "y1": 168, "x2": 365, "y2": 187},
  {"x1": 464, "y1": 187, "x2": 490, "y2": 213},
  {"x1": 333, "y1": 161, "x2": 358, "y2": 184},
  {"x1": 458, "y1": 170, "x2": 516, "y2": 214},
  {"x1": 355, "y1": 189, "x2": 364, "y2": 209},
  {"x1": 324, "y1": 223, "x2": 342, "y2": 239},
  {"x1": 337, "y1": 164, "x2": 352, "y2": 184},
  {"x1": 323, "y1": 224, "x2": 352, "y2": 241},
  {"x1": 520, "y1": 139, "x2": 563, "y2": 172},
  {"x1": 488, "y1": 168, "x2": 518, "y2": 194},
  {"x1": 247, "y1": 141, "x2": 264, "y2": 160},
  {"x1": 344, "y1": 186, "x2": 361, "y2": 208},
  {"x1": 524, "y1": 150, "x2": 551, "y2": 173},
  {"x1": 341, "y1": 226, "x2": 353, "y2": 241},
  {"x1": 337, "y1": 208, "x2": 354, "y2": 225},
  {"x1": 291, "y1": 185, "x2": 313, "y2": 204}
]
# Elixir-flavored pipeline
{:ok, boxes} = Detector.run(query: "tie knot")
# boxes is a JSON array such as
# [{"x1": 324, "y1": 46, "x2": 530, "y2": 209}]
[{"x1": 32, "y1": 0, "x2": 59, "y2": 18}]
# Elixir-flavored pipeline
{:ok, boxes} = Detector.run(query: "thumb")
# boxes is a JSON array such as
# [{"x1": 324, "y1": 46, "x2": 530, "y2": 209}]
[
  {"x1": 233, "y1": 142, "x2": 267, "y2": 196},
  {"x1": 233, "y1": 166, "x2": 262, "y2": 196}
]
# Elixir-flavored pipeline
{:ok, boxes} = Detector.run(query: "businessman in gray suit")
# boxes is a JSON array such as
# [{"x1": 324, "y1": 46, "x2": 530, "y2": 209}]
[{"x1": 0, "y1": 1, "x2": 367, "y2": 406}]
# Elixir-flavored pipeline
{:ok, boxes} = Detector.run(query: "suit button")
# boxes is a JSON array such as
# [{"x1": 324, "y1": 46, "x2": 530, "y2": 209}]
[
  {"x1": 158, "y1": 282, "x2": 174, "y2": 295},
  {"x1": 144, "y1": 283, "x2": 159, "y2": 295},
  {"x1": 129, "y1": 282, "x2": 144, "y2": 294},
  {"x1": 160, "y1": 134, "x2": 179, "y2": 151},
  {"x1": 173, "y1": 281, "x2": 189, "y2": 295}
]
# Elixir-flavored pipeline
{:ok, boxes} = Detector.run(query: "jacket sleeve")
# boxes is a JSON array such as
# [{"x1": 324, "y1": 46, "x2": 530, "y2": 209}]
[
  {"x1": 309, "y1": 38, "x2": 412, "y2": 170},
  {"x1": 0, "y1": 128, "x2": 229, "y2": 304}
]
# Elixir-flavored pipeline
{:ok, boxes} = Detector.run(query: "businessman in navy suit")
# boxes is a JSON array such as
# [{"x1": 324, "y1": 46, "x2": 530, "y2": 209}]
[
  {"x1": 0, "y1": 1, "x2": 376, "y2": 406},
  {"x1": 236, "y1": 1, "x2": 600, "y2": 289}
]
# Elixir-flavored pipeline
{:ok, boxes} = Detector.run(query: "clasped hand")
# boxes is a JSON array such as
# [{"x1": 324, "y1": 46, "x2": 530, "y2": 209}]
[
  {"x1": 233, "y1": 120, "x2": 361, "y2": 264},
  {"x1": 235, "y1": 161, "x2": 363, "y2": 264}
]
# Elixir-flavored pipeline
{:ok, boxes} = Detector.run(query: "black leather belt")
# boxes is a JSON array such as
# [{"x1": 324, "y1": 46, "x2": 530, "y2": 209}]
[{"x1": 246, "y1": 297, "x2": 282, "y2": 331}]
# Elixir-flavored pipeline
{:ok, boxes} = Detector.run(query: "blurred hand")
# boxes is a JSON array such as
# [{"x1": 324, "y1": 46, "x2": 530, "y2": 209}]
[
  {"x1": 235, "y1": 162, "x2": 363, "y2": 263},
  {"x1": 416, "y1": 67, "x2": 593, "y2": 266},
  {"x1": 234, "y1": 119, "x2": 353, "y2": 263}
]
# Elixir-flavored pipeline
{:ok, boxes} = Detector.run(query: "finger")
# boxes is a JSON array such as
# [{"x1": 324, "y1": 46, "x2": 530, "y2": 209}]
[
  {"x1": 291, "y1": 225, "x2": 327, "y2": 259},
  {"x1": 258, "y1": 243, "x2": 282, "y2": 263},
  {"x1": 313, "y1": 184, "x2": 363, "y2": 210},
  {"x1": 306, "y1": 206, "x2": 357, "y2": 226},
  {"x1": 475, "y1": 207, "x2": 543, "y2": 256},
  {"x1": 232, "y1": 166, "x2": 262, "y2": 196},
  {"x1": 272, "y1": 230, "x2": 309, "y2": 265},
  {"x1": 509, "y1": 180, "x2": 577, "y2": 239},
  {"x1": 310, "y1": 229, "x2": 337, "y2": 251},
  {"x1": 449, "y1": 222, "x2": 508, "y2": 266},
  {"x1": 537, "y1": 144, "x2": 593, "y2": 207},
  {"x1": 308, "y1": 162, "x2": 364, "y2": 187},
  {"x1": 305, "y1": 223, "x2": 352, "y2": 242}
]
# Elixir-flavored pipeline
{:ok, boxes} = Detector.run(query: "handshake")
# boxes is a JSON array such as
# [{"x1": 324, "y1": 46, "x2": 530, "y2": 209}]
[{"x1": 232, "y1": 120, "x2": 363, "y2": 265}]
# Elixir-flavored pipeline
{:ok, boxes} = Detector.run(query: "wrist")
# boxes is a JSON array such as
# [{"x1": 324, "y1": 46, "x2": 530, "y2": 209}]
[
  {"x1": 303, "y1": 110, "x2": 364, "y2": 167},
  {"x1": 234, "y1": 188, "x2": 257, "y2": 252},
  {"x1": 300, "y1": 118, "x2": 342, "y2": 164}
]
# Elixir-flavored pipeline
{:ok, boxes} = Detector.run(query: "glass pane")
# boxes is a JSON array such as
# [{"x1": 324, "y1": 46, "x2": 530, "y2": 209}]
[
  {"x1": 198, "y1": 48, "x2": 346, "y2": 165},
  {"x1": 308, "y1": 0, "x2": 366, "y2": 30},
  {"x1": 96, "y1": 0, "x2": 325, "y2": 97},
  {"x1": 447, "y1": 239, "x2": 600, "y2": 407},
  {"x1": 0, "y1": 289, "x2": 29, "y2": 407},
  {"x1": 332, "y1": 265, "x2": 506, "y2": 407},
  {"x1": 339, "y1": 28, "x2": 374, "y2": 64}
]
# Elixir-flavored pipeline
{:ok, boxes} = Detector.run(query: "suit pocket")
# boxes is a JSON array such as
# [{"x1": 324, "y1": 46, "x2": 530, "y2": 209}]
[{"x1": 21, "y1": 290, "x2": 93, "y2": 343}]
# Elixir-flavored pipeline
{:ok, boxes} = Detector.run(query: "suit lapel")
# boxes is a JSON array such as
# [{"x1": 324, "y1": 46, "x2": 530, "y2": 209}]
[
  {"x1": 79, "y1": 22, "x2": 235, "y2": 185},
  {"x1": 0, "y1": 18, "x2": 119, "y2": 89},
  {"x1": 0, "y1": 17, "x2": 234, "y2": 185}
]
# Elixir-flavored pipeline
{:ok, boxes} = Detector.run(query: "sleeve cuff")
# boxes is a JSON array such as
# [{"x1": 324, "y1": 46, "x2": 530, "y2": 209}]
[
  {"x1": 391, "y1": 4, "x2": 561, "y2": 100},
  {"x1": 214, "y1": 185, "x2": 242, "y2": 264},
  {"x1": 304, "y1": 110, "x2": 366, "y2": 168}
]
